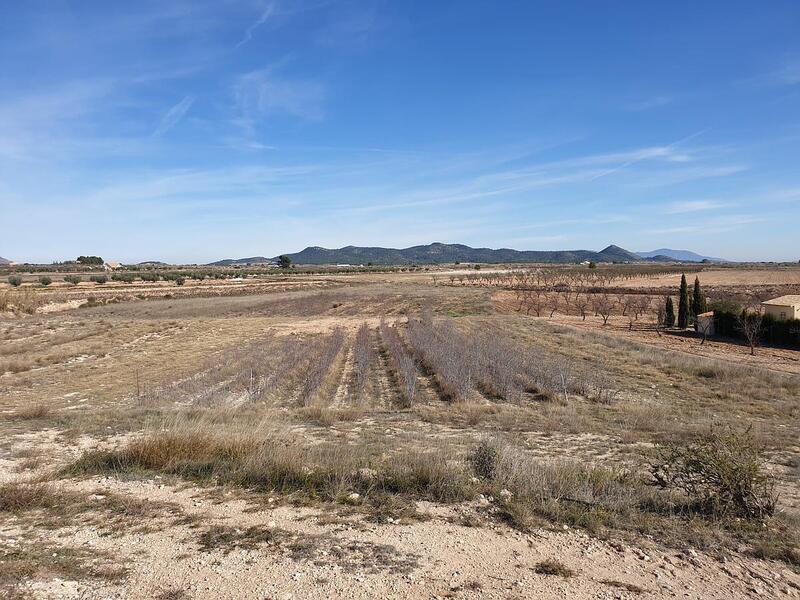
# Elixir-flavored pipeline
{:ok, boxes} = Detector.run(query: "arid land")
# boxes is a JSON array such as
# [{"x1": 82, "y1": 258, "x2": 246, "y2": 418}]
[{"x1": 1, "y1": 265, "x2": 799, "y2": 599}]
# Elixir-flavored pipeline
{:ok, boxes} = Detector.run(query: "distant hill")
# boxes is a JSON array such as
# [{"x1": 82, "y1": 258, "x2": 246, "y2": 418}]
[
  {"x1": 0, "y1": 256, "x2": 11, "y2": 265},
  {"x1": 209, "y1": 256, "x2": 274, "y2": 266},
  {"x1": 636, "y1": 248, "x2": 727, "y2": 263},
  {"x1": 138, "y1": 261, "x2": 168, "y2": 266},
  {"x1": 210, "y1": 243, "x2": 646, "y2": 266}
]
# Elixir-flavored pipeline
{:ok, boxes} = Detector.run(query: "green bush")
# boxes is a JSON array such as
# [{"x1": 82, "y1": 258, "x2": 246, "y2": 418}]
[
  {"x1": 38, "y1": 276, "x2": 52, "y2": 286},
  {"x1": 175, "y1": 277, "x2": 185, "y2": 286},
  {"x1": 7, "y1": 276, "x2": 22, "y2": 287},
  {"x1": 89, "y1": 275, "x2": 108, "y2": 284},
  {"x1": 63, "y1": 275, "x2": 82, "y2": 285}
]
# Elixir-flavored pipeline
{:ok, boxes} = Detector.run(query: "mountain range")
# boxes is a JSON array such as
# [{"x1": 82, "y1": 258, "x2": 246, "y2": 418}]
[
  {"x1": 208, "y1": 243, "x2": 705, "y2": 266},
  {"x1": 636, "y1": 248, "x2": 727, "y2": 262}
]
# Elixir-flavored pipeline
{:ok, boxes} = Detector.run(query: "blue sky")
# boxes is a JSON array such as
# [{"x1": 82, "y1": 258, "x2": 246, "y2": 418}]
[{"x1": 1, "y1": 1, "x2": 799, "y2": 263}]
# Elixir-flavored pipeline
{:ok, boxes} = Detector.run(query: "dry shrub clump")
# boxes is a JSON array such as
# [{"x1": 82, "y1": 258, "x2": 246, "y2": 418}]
[
  {"x1": 6, "y1": 403, "x2": 50, "y2": 421},
  {"x1": 471, "y1": 439, "x2": 646, "y2": 532},
  {"x1": 534, "y1": 559, "x2": 575, "y2": 578},
  {"x1": 650, "y1": 427, "x2": 778, "y2": 519}
]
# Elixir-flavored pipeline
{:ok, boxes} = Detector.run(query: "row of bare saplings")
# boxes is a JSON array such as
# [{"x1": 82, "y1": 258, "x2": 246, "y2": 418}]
[
  {"x1": 441, "y1": 264, "x2": 697, "y2": 289},
  {"x1": 139, "y1": 329, "x2": 353, "y2": 408},
  {"x1": 381, "y1": 314, "x2": 619, "y2": 406},
  {"x1": 515, "y1": 288, "x2": 658, "y2": 326}
]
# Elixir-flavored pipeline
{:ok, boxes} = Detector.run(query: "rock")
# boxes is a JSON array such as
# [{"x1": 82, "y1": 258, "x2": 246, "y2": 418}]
[
  {"x1": 346, "y1": 492, "x2": 361, "y2": 504},
  {"x1": 499, "y1": 489, "x2": 513, "y2": 500}
]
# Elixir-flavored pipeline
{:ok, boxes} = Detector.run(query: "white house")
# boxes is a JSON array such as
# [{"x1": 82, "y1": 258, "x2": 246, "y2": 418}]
[{"x1": 761, "y1": 295, "x2": 800, "y2": 321}]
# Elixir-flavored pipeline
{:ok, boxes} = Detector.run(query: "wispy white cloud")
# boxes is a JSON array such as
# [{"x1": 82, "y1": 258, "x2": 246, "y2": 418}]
[
  {"x1": 236, "y1": 2, "x2": 278, "y2": 49},
  {"x1": 665, "y1": 199, "x2": 731, "y2": 214},
  {"x1": 587, "y1": 130, "x2": 708, "y2": 180},
  {"x1": 152, "y1": 95, "x2": 195, "y2": 136},
  {"x1": 233, "y1": 67, "x2": 326, "y2": 135}
]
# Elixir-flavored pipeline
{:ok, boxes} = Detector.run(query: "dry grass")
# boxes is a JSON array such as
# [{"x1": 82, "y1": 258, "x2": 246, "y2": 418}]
[
  {"x1": 0, "y1": 479, "x2": 183, "y2": 535},
  {"x1": 0, "y1": 539, "x2": 127, "y2": 599},
  {"x1": 5, "y1": 403, "x2": 50, "y2": 421},
  {"x1": 68, "y1": 417, "x2": 476, "y2": 504}
]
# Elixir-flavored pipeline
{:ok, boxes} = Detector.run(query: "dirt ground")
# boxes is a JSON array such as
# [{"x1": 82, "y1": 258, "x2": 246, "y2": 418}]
[
  {"x1": 1, "y1": 272, "x2": 799, "y2": 599},
  {"x1": 618, "y1": 268, "x2": 800, "y2": 288}
]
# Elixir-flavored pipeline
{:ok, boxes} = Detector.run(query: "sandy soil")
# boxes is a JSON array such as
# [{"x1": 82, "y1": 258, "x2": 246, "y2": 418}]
[{"x1": 10, "y1": 484, "x2": 799, "y2": 599}]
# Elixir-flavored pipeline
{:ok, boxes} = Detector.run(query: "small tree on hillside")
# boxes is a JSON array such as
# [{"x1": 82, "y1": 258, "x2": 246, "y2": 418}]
[
  {"x1": 692, "y1": 276, "x2": 707, "y2": 322},
  {"x1": 278, "y1": 255, "x2": 293, "y2": 269},
  {"x1": 677, "y1": 274, "x2": 690, "y2": 329},
  {"x1": 664, "y1": 296, "x2": 676, "y2": 328}
]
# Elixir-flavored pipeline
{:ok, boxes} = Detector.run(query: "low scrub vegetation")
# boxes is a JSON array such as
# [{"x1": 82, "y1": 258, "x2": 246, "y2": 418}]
[
  {"x1": 69, "y1": 419, "x2": 474, "y2": 504},
  {"x1": 650, "y1": 427, "x2": 778, "y2": 519},
  {"x1": 353, "y1": 323, "x2": 373, "y2": 401},
  {"x1": 66, "y1": 419, "x2": 799, "y2": 566},
  {"x1": 405, "y1": 314, "x2": 618, "y2": 404},
  {"x1": 379, "y1": 319, "x2": 417, "y2": 407}
]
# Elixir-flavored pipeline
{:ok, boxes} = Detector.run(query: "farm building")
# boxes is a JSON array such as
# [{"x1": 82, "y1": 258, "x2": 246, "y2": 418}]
[
  {"x1": 761, "y1": 295, "x2": 800, "y2": 321},
  {"x1": 695, "y1": 311, "x2": 715, "y2": 336},
  {"x1": 104, "y1": 261, "x2": 122, "y2": 271}
]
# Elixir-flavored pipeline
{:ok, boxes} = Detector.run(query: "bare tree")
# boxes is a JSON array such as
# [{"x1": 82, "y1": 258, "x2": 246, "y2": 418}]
[
  {"x1": 547, "y1": 295, "x2": 559, "y2": 318},
  {"x1": 593, "y1": 293, "x2": 615, "y2": 325},
  {"x1": 654, "y1": 302, "x2": 665, "y2": 337},
  {"x1": 574, "y1": 294, "x2": 589, "y2": 321},
  {"x1": 737, "y1": 304, "x2": 764, "y2": 356}
]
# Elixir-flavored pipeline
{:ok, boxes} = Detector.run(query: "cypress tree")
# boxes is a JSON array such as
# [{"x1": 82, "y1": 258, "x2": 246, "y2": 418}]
[
  {"x1": 677, "y1": 274, "x2": 690, "y2": 328},
  {"x1": 691, "y1": 276, "x2": 706, "y2": 318},
  {"x1": 665, "y1": 296, "x2": 675, "y2": 327}
]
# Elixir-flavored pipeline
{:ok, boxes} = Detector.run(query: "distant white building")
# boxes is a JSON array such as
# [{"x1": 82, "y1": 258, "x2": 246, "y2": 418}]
[
  {"x1": 761, "y1": 295, "x2": 800, "y2": 321},
  {"x1": 104, "y1": 261, "x2": 122, "y2": 271}
]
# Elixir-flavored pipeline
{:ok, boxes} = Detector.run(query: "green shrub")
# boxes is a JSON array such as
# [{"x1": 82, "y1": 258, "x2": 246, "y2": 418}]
[
  {"x1": 175, "y1": 277, "x2": 185, "y2": 286},
  {"x1": 89, "y1": 275, "x2": 108, "y2": 284},
  {"x1": 7, "y1": 276, "x2": 22, "y2": 287},
  {"x1": 38, "y1": 276, "x2": 52, "y2": 286},
  {"x1": 63, "y1": 275, "x2": 82, "y2": 285}
]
